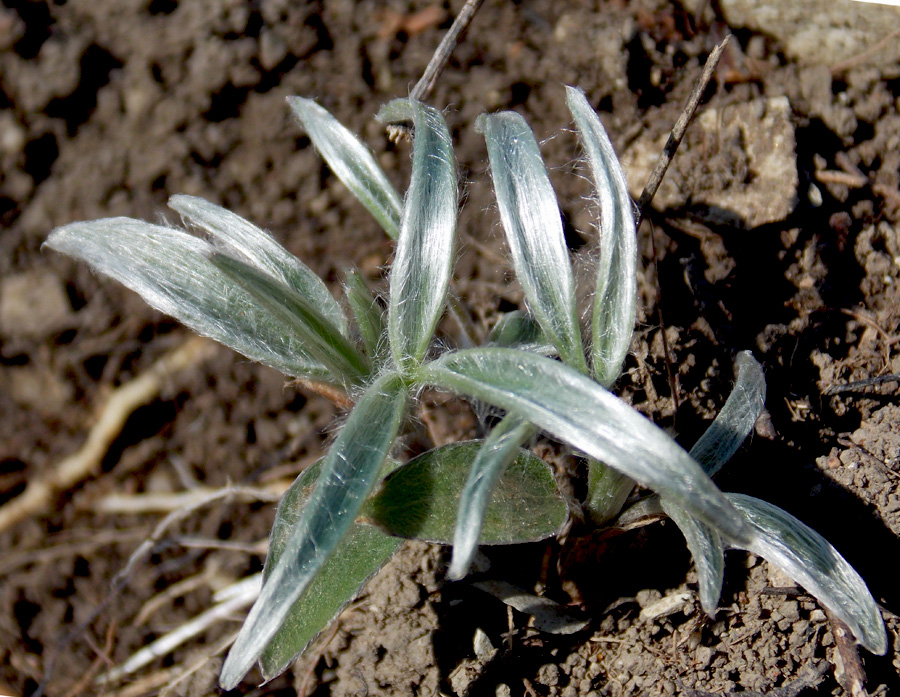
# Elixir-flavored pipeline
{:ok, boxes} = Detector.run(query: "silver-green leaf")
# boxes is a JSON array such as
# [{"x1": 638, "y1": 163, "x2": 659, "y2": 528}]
[
  {"x1": 211, "y1": 253, "x2": 369, "y2": 385},
  {"x1": 565, "y1": 87, "x2": 637, "y2": 387},
  {"x1": 420, "y1": 348, "x2": 750, "y2": 543},
  {"x1": 690, "y1": 351, "x2": 766, "y2": 477},
  {"x1": 478, "y1": 111, "x2": 587, "y2": 373},
  {"x1": 259, "y1": 460, "x2": 401, "y2": 682},
  {"x1": 663, "y1": 351, "x2": 765, "y2": 614},
  {"x1": 727, "y1": 493, "x2": 887, "y2": 655},
  {"x1": 363, "y1": 440, "x2": 567, "y2": 546},
  {"x1": 448, "y1": 417, "x2": 537, "y2": 580},
  {"x1": 220, "y1": 372, "x2": 407, "y2": 689},
  {"x1": 378, "y1": 98, "x2": 457, "y2": 372},
  {"x1": 287, "y1": 97, "x2": 403, "y2": 240},
  {"x1": 44, "y1": 219, "x2": 329, "y2": 379},
  {"x1": 168, "y1": 195, "x2": 347, "y2": 336}
]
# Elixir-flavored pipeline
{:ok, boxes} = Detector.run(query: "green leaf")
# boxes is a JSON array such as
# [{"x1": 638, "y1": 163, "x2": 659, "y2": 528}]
[
  {"x1": 343, "y1": 267, "x2": 386, "y2": 361},
  {"x1": 259, "y1": 461, "x2": 401, "y2": 682},
  {"x1": 660, "y1": 499, "x2": 723, "y2": 616},
  {"x1": 378, "y1": 98, "x2": 457, "y2": 373},
  {"x1": 690, "y1": 351, "x2": 766, "y2": 477},
  {"x1": 211, "y1": 253, "x2": 369, "y2": 385},
  {"x1": 448, "y1": 416, "x2": 537, "y2": 580},
  {"x1": 662, "y1": 351, "x2": 765, "y2": 615},
  {"x1": 565, "y1": 87, "x2": 637, "y2": 387},
  {"x1": 168, "y1": 195, "x2": 347, "y2": 336},
  {"x1": 44, "y1": 219, "x2": 329, "y2": 380},
  {"x1": 477, "y1": 111, "x2": 587, "y2": 373},
  {"x1": 727, "y1": 494, "x2": 887, "y2": 655},
  {"x1": 220, "y1": 373, "x2": 408, "y2": 690},
  {"x1": 487, "y1": 310, "x2": 555, "y2": 355},
  {"x1": 420, "y1": 348, "x2": 751, "y2": 544},
  {"x1": 364, "y1": 440, "x2": 567, "y2": 545},
  {"x1": 287, "y1": 97, "x2": 403, "y2": 240},
  {"x1": 585, "y1": 461, "x2": 634, "y2": 526}
]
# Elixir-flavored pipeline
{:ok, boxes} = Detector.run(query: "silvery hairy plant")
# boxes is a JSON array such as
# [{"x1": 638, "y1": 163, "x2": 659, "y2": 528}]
[{"x1": 45, "y1": 87, "x2": 887, "y2": 689}]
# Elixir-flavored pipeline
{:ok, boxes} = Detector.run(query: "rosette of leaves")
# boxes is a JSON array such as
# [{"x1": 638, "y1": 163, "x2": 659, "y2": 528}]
[{"x1": 45, "y1": 88, "x2": 886, "y2": 689}]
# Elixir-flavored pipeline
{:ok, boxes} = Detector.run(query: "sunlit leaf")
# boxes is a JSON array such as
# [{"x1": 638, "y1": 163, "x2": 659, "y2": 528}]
[
  {"x1": 343, "y1": 267, "x2": 386, "y2": 360},
  {"x1": 690, "y1": 351, "x2": 766, "y2": 477},
  {"x1": 211, "y1": 254, "x2": 369, "y2": 385},
  {"x1": 478, "y1": 111, "x2": 587, "y2": 373},
  {"x1": 447, "y1": 418, "x2": 538, "y2": 580},
  {"x1": 663, "y1": 351, "x2": 766, "y2": 614},
  {"x1": 565, "y1": 87, "x2": 636, "y2": 387},
  {"x1": 727, "y1": 494, "x2": 887, "y2": 655},
  {"x1": 44, "y1": 220, "x2": 330, "y2": 380},
  {"x1": 288, "y1": 97, "x2": 403, "y2": 240},
  {"x1": 259, "y1": 461, "x2": 401, "y2": 681},
  {"x1": 378, "y1": 98, "x2": 457, "y2": 372},
  {"x1": 168, "y1": 195, "x2": 347, "y2": 335},
  {"x1": 420, "y1": 348, "x2": 750, "y2": 543},
  {"x1": 220, "y1": 373, "x2": 408, "y2": 689},
  {"x1": 364, "y1": 440, "x2": 567, "y2": 545}
]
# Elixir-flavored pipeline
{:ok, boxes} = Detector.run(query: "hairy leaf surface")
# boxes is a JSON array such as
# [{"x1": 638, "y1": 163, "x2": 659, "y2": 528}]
[
  {"x1": 727, "y1": 494, "x2": 887, "y2": 655},
  {"x1": 378, "y1": 98, "x2": 457, "y2": 371},
  {"x1": 169, "y1": 195, "x2": 347, "y2": 335},
  {"x1": 479, "y1": 111, "x2": 586, "y2": 373},
  {"x1": 288, "y1": 97, "x2": 403, "y2": 239},
  {"x1": 259, "y1": 461, "x2": 401, "y2": 681},
  {"x1": 566, "y1": 87, "x2": 636, "y2": 387},
  {"x1": 421, "y1": 348, "x2": 750, "y2": 543},
  {"x1": 220, "y1": 373, "x2": 407, "y2": 689},
  {"x1": 211, "y1": 253, "x2": 369, "y2": 384},
  {"x1": 44, "y1": 220, "x2": 329, "y2": 379}
]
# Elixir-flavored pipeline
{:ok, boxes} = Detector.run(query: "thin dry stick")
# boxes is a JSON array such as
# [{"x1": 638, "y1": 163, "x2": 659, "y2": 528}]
[
  {"x1": 637, "y1": 37, "x2": 729, "y2": 416},
  {"x1": 0, "y1": 336, "x2": 217, "y2": 534},
  {"x1": 388, "y1": 0, "x2": 485, "y2": 140},
  {"x1": 409, "y1": 0, "x2": 485, "y2": 103},
  {"x1": 830, "y1": 26, "x2": 900, "y2": 75},
  {"x1": 636, "y1": 35, "x2": 730, "y2": 225}
]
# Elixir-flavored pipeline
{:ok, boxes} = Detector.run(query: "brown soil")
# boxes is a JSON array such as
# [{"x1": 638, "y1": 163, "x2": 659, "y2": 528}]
[{"x1": 2, "y1": 1, "x2": 900, "y2": 696}]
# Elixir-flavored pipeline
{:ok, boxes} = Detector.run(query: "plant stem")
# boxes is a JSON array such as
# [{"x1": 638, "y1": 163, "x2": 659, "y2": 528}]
[{"x1": 585, "y1": 459, "x2": 634, "y2": 526}]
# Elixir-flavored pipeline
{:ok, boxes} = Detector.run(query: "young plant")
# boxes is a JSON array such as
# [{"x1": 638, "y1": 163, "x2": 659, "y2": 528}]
[{"x1": 45, "y1": 88, "x2": 887, "y2": 689}]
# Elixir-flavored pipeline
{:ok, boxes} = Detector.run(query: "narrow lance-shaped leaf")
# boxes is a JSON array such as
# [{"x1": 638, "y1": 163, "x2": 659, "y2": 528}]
[
  {"x1": 169, "y1": 195, "x2": 348, "y2": 336},
  {"x1": 378, "y1": 98, "x2": 457, "y2": 372},
  {"x1": 727, "y1": 493, "x2": 887, "y2": 656},
  {"x1": 44, "y1": 220, "x2": 329, "y2": 379},
  {"x1": 660, "y1": 501, "x2": 723, "y2": 616},
  {"x1": 662, "y1": 351, "x2": 766, "y2": 615},
  {"x1": 343, "y1": 267, "x2": 386, "y2": 360},
  {"x1": 288, "y1": 97, "x2": 403, "y2": 240},
  {"x1": 211, "y1": 253, "x2": 369, "y2": 385},
  {"x1": 448, "y1": 416, "x2": 537, "y2": 580},
  {"x1": 690, "y1": 351, "x2": 766, "y2": 477},
  {"x1": 220, "y1": 373, "x2": 407, "y2": 690},
  {"x1": 477, "y1": 111, "x2": 587, "y2": 373},
  {"x1": 565, "y1": 87, "x2": 637, "y2": 387},
  {"x1": 259, "y1": 460, "x2": 402, "y2": 682},
  {"x1": 420, "y1": 348, "x2": 750, "y2": 543},
  {"x1": 363, "y1": 441, "x2": 567, "y2": 545}
]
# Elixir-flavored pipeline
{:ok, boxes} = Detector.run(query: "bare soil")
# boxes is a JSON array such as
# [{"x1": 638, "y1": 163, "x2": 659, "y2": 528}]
[{"x1": 2, "y1": 1, "x2": 900, "y2": 696}]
